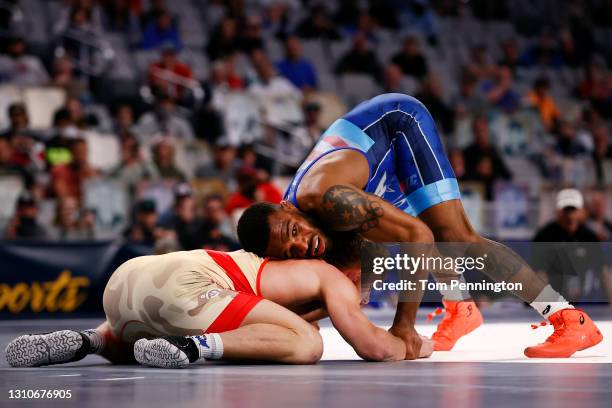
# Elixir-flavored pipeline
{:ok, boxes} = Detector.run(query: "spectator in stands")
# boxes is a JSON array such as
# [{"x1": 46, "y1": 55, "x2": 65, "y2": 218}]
[
  {"x1": 200, "y1": 194, "x2": 239, "y2": 251},
  {"x1": 448, "y1": 149, "x2": 466, "y2": 180},
  {"x1": 463, "y1": 116, "x2": 512, "y2": 199},
  {"x1": 391, "y1": 35, "x2": 428, "y2": 80},
  {"x1": 50, "y1": 196, "x2": 95, "y2": 240},
  {"x1": 0, "y1": 36, "x2": 49, "y2": 86},
  {"x1": 123, "y1": 199, "x2": 161, "y2": 246},
  {"x1": 335, "y1": 31, "x2": 383, "y2": 82},
  {"x1": 0, "y1": 137, "x2": 34, "y2": 189},
  {"x1": 525, "y1": 76, "x2": 560, "y2": 131},
  {"x1": 112, "y1": 103, "x2": 137, "y2": 137},
  {"x1": 452, "y1": 72, "x2": 487, "y2": 119},
  {"x1": 51, "y1": 55, "x2": 85, "y2": 98},
  {"x1": 465, "y1": 45, "x2": 496, "y2": 81},
  {"x1": 148, "y1": 43, "x2": 194, "y2": 100},
  {"x1": 295, "y1": 5, "x2": 341, "y2": 40},
  {"x1": 498, "y1": 39, "x2": 521, "y2": 74},
  {"x1": 578, "y1": 59, "x2": 612, "y2": 119},
  {"x1": 481, "y1": 65, "x2": 520, "y2": 112},
  {"x1": 141, "y1": 10, "x2": 182, "y2": 51},
  {"x1": 109, "y1": 133, "x2": 151, "y2": 188},
  {"x1": 51, "y1": 138, "x2": 100, "y2": 200},
  {"x1": 195, "y1": 143, "x2": 240, "y2": 190},
  {"x1": 9, "y1": 131, "x2": 44, "y2": 176},
  {"x1": 136, "y1": 94, "x2": 195, "y2": 140},
  {"x1": 591, "y1": 123, "x2": 611, "y2": 183},
  {"x1": 239, "y1": 15, "x2": 265, "y2": 54},
  {"x1": 399, "y1": 0, "x2": 440, "y2": 45},
  {"x1": 4, "y1": 192, "x2": 47, "y2": 240},
  {"x1": 558, "y1": 27, "x2": 582, "y2": 68},
  {"x1": 586, "y1": 191, "x2": 612, "y2": 241},
  {"x1": 145, "y1": 137, "x2": 186, "y2": 182},
  {"x1": 383, "y1": 64, "x2": 405, "y2": 93},
  {"x1": 53, "y1": 0, "x2": 104, "y2": 36},
  {"x1": 248, "y1": 50, "x2": 302, "y2": 125},
  {"x1": 520, "y1": 29, "x2": 563, "y2": 69},
  {"x1": 225, "y1": 166, "x2": 282, "y2": 216},
  {"x1": 555, "y1": 120, "x2": 588, "y2": 157},
  {"x1": 159, "y1": 184, "x2": 205, "y2": 250},
  {"x1": 532, "y1": 189, "x2": 604, "y2": 300},
  {"x1": 206, "y1": 17, "x2": 239, "y2": 61},
  {"x1": 415, "y1": 74, "x2": 454, "y2": 134},
  {"x1": 275, "y1": 36, "x2": 318, "y2": 91},
  {"x1": 1, "y1": 103, "x2": 30, "y2": 138},
  {"x1": 297, "y1": 101, "x2": 323, "y2": 148}
]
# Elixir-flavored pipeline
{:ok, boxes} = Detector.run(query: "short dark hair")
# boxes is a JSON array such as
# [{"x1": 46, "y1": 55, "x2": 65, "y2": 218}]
[{"x1": 237, "y1": 202, "x2": 279, "y2": 256}]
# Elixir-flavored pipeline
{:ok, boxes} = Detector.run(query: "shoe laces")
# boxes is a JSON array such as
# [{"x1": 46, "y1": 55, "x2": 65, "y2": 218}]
[{"x1": 530, "y1": 318, "x2": 566, "y2": 343}]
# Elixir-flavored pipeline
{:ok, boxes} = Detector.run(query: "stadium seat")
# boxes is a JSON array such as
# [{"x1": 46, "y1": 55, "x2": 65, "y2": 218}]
[
  {"x1": 339, "y1": 74, "x2": 382, "y2": 107},
  {"x1": 22, "y1": 87, "x2": 67, "y2": 130}
]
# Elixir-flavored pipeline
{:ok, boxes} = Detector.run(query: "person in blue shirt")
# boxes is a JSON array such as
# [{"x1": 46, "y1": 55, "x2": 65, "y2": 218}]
[
  {"x1": 141, "y1": 11, "x2": 182, "y2": 51},
  {"x1": 275, "y1": 36, "x2": 318, "y2": 91}
]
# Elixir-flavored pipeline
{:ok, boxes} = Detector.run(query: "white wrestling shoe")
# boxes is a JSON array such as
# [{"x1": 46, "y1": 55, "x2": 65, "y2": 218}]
[
  {"x1": 5, "y1": 330, "x2": 89, "y2": 367},
  {"x1": 134, "y1": 337, "x2": 199, "y2": 369}
]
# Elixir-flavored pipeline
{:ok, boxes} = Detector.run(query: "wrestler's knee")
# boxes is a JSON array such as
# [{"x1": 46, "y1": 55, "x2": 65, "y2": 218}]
[
  {"x1": 410, "y1": 222, "x2": 434, "y2": 244},
  {"x1": 292, "y1": 324, "x2": 324, "y2": 364}
]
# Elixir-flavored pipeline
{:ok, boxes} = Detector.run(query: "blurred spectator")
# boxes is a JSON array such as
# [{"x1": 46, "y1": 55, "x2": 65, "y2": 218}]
[
  {"x1": 465, "y1": 45, "x2": 496, "y2": 81},
  {"x1": 141, "y1": 0, "x2": 168, "y2": 28},
  {"x1": 391, "y1": 36, "x2": 428, "y2": 80},
  {"x1": 463, "y1": 116, "x2": 512, "y2": 199},
  {"x1": 248, "y1": 50, "x2": 302, "y2": 125},
  {"x1": 53, "y1": 0, "x2": 104, "y2": 36},
  {"x1": 4, "y1": 192, "x2": 47, "y2": 239},
  {"x1": 148, "y1": 43, "x2": 194, "y2": 100},
  {"x1": 452, "y1": 72, "x2": 487, "y2": 119},
  {"x1": 136, "y1": 94, "x2": 195, "y2": 140},
  {"x1": 577, "y1": 59, "x2": 612, "y2": 118},
  {"x1": 335, "y1": 32, "x2": 383, "y2": 81},
  {"x1": 0, "y1": 37, "x2": 50, "y2": 86},
  {"x1": 533, "y1": 189, "x2": 608, "y2": 302},
  {"x1": 51, "y1": 55, "x2": 86, "y2": 98},
  {"x1": 206, "y1": 17, "x2": 239, "y2": 61},
  {"x1": 159, "y1": 184, "x2": 205, "y2": 250},
  {"x1": 534, "y1": 189, "x2": 595, "y2": 242},
  {"x1": 383, "y1": 64, "x2": 406, "y2": 93},
  {"x1": 295, "y1": 5, "x2": 341, "y2": 40},
  {"x1": 0, "y1": 137, "x2": 34, "y2": 188},
  {"x1": 591, "y1": 123, "x2": 612, "y2": 183},
  {"x1": 45, "y1": 109, "x2": 78, "y2": 167},
  {"x1": 481, "y1": 65, "x2": 520, "y2": 112},
  {"x1": 9, "y1": 131, "x2": 44, "y2": 175},
  {"x1": 145, "y1": 138, "x2": 186, "y2": 182},
  {"x1": 448, "y1": 149, "x2": 466, "y2": 179},
  {"x1": 275, "y1": 36, "x2": 318, "y2": 91},
  {"x1": 109, "y1": 133, "x2": 151, "y2": 188},
  {"x1": 112, "y1": 103, "x2": 137, "y2": 136},
  {"x1": 520, "y1": 30, "x2": 563, "y2": 68},
  {"x1": 51, "y1": 138, "x2": 100, "y2": 200},
  {"x1": 415, "y1": 74, "x2": 454, "y2": 134},
  {"x1": 123, "y1": 199, "x2": 161, "y2": 246},
  {"x1": 586, "y1": 191, "x2": 612, "y2": 241},
  {"x1": 50, "y1": 196, "x2": 95, "y2": 240},
  {"x1": 102, "y1": 0, "x2": 142, "y2": 35},
  {"x1": 59, "y1": 4, "x2": 107, "y2": 75},
  {"x1": 498, "y1": 39, "x2": 521, "y2": 73},
  {"x1": 555, "y1": 120, "x2": 588, "y2": 157},
  {"x1": 558, "y1": 27, "x2": 582, "y2": 68},
  {"x1": 239, "y1": 15, "x2": 265, "y2": 54},
  {"x1": 1, "y1": 103, "x2": 30, "y2": 138},
  {"x1": 141, "y1": 10, "x2": 182, "y2": 50},
  {"x1": 195, "y1": 143, "x2": 240, "y2": 189},
  {"x1": 200, "y1": 194, "x2": 239, "y2": 251},
  {"x1": 225, "y1": 166, "x2": 282, "y2": 216},
  {"x1": 525, "y1": 77, "x2": 560, "y2": 131},
  {"x1": 400, "y1": 0, "x2": 440, "y2": 45}
]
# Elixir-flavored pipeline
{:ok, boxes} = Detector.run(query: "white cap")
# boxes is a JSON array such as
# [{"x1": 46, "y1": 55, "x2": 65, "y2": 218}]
[{"x1": 556, "y1": 188, "x2": 583, "y2": 210}]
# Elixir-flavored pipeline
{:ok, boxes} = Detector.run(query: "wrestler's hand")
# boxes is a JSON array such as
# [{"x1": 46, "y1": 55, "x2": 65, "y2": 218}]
[{"x1": 389, "y1": 325, "x2": 433, "y2": 359}]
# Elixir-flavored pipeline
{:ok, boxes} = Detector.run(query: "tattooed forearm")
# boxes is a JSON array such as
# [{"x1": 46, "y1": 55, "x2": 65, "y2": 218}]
[{"x1": 319, "y1": 185, "x2": 384, "y2": 233}]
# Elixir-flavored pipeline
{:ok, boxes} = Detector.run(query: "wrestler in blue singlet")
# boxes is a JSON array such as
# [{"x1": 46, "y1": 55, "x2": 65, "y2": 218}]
[{"x1": 284, "y1": 93, "x2": 460, "y2": 216}]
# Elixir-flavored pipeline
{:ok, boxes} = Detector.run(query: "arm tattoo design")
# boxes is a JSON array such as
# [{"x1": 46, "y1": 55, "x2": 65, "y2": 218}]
[{"x1": 320, "y1": 185, "x2": 384, "y2": 233}]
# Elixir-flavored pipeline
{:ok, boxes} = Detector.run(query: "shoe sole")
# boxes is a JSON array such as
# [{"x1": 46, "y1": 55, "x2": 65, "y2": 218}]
[
  {"x1": 134, "y1": 338, "x2": 190, "y2": 368},
  {"x1": 5, "y1": 330, "x2": 83, "y2": 367},
  {"x1": 524, "y1": 332, "x2": 604, "y2": 358}
]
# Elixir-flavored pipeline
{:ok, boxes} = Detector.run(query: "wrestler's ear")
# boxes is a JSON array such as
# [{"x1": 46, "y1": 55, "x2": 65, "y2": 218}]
[{"x1": 279, "y1": 200, "x2": 297, "y2": 211}]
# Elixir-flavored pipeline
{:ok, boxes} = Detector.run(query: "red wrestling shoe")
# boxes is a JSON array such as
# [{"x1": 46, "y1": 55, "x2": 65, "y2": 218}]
[
  {"x1": 524, "y1": 309, "x2": 603, "y2": 358},
  {"x1": 431, "y1": 300, "x2": 483, "y2": 351}
]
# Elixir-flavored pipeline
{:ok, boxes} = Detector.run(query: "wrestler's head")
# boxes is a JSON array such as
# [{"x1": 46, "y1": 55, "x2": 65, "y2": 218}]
[{"x1": 237, "y1": 201, "x2": 331, "y2": 259}]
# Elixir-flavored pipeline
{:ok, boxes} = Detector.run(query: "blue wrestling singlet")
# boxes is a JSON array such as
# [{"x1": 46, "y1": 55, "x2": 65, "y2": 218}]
[{"x1": 284, "y1": 93, "x2": 461, "y2": 216}]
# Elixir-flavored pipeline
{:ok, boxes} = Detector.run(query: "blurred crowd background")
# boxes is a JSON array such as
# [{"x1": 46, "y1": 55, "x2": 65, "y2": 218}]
[{"x1": 1, "y1": 0, "x2": 611, "y2": 252}]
